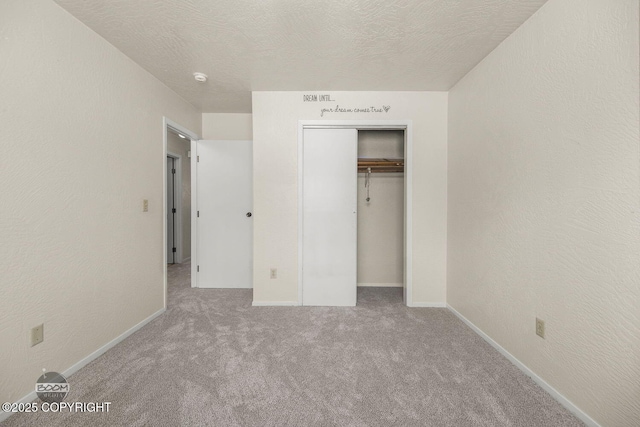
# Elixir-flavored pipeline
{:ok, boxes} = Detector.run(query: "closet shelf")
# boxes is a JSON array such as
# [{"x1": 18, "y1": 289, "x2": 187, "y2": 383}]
[{"x1": 358, "y1": 158, "x2": 404, "y2": 173}]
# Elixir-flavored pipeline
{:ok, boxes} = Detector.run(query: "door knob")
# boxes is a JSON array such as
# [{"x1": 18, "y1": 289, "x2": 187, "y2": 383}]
[{"x1": 246, "y1": 212, "x2": 252, "y2": 217}]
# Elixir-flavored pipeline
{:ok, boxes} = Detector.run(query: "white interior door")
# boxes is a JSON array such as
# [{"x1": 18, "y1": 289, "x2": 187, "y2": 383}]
[
  {"x1": 167, "y1": 156, "x2": 175, "y2": 264},
  {"x1": 196, "y1": 140, "x2": 253, "y2": 288},
  {"x1": 302, "y1": 128, "x2": 358, "y2": 306}
]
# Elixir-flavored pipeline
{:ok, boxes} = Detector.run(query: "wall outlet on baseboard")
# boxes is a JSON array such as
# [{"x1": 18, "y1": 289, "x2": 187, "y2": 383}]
[
  {"x1": 31, "y1": 324, "x2": 44, "y2": 347},
  {"x1": 536, "y1": 318, "x2": 545, "y2": 339},
  {"x1": 270, "y1": 268, "x2": 277, "y2": 279}
]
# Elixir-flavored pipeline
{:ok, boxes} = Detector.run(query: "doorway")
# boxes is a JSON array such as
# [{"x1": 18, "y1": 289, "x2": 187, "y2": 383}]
[
  {"x1": 163, "y1": 118, "x2": 199, "y2": 307},
  {"x1": 298, "y1": 121, "x2": 413, "y2": 307},
  {"x1": 166, "y1": 155, "x2": 178, "y2": 264},
  {"x1": 356, "y1": 130, "x2": 405, "y2": 303},
  {"x1": 166, "y1": 127, "x2": 191, "y2": 265}
]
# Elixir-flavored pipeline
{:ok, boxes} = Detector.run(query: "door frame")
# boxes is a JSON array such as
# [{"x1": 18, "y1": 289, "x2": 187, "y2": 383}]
[
  {"x1": 167, "y1": 151, "x2": 183, "y2": 264},
  {"x1": 163, "y1": 117, "x2": 199, "y2": 305},
  {"x1": 297, "y1": 120, "x2": 414, "y2": 306},
  {"x1": 190, "y1": 138, "x2": 198, "y2": 288}
]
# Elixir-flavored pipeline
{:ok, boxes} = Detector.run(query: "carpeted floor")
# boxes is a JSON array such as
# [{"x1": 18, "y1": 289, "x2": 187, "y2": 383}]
[{"x1": 3, "y1": 262, "x2": 584, "y2": 426}]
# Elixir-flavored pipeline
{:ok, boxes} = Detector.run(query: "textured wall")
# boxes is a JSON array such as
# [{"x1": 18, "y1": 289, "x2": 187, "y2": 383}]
[
  {"x1": 202, "y1": 114, "x2": 253, "y2": 140},
  {"x1": 357, "y1": 131, "x2": 404, "y2": 287},
  {"x1": 252, "y1": 91, "x2": 448, "y2": 305},
  {"x1": 0, "y1": 0, "x2": 200, "y2": 405},
  {"x1": 167, "y1": 132, "x2": 192, "y2": 260},
  {"x1": 447, "y1": 0, "x2": 640, "y2": 425}
]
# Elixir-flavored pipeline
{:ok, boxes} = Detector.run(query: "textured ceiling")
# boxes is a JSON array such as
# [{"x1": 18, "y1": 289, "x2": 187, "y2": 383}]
[{"x1": 54, "y1": 0, "x2": 548, "y2": 113}]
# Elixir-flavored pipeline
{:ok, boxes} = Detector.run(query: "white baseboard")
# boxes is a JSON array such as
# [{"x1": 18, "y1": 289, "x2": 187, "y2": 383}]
[
  {"x1": 447, "y1": 305, "x2": 601, "y2": 427},
  {"x1": 357, "y1": 282, "x2": 403, "y2": 287},
  {"x1": 252, "y1": 301, "x2": 300, "y2": 307},
  {"x1": 408, "y1": 302, "x2": 446, "y2": 307},
  {"x1": 0, "y1": 308, "x2": 166, "y2": 423}
]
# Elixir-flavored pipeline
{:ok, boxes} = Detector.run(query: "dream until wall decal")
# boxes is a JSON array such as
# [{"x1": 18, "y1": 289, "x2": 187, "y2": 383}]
[
  {"x1": 319, "y1": 105, "x2": 391, "y2": 117},
  {"x1": 300, "y1": 93, "x2": 391, "y2": 117}
]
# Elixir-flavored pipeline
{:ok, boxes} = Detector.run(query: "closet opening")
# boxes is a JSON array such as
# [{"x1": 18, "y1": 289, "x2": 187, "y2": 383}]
[
  {"x1": 298, "y1": 120, "x2": 413, "y2": 307},
  {"x1": 357, "y1": 130, "x2": 405, "y2": 305}
]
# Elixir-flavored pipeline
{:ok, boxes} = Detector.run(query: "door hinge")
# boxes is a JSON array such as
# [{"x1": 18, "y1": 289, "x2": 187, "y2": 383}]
[
  {"x1": 172, "y1": 247, "x2": 176, "y2": 253},
  {"x1": 172, "y1": 168, "x2": 176, "y2": 174},
  {"x1": 197, "y1": 211, "x2": 200, "y2": 217},
  {"x1": 172, "y1": 208, "x2": 176, "y2": 213},
  {"x1": 197, "y1": 265, "x2": 200, "y2": 272},
  {"x1": 197, "y1": 155, "x2": 200, "y2": 162}
]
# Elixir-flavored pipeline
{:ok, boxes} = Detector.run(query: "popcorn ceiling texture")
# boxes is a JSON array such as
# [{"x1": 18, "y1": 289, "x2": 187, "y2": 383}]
[
  {"x1": 0, "y1": 0, "x2": 200, "y2": 406},
  {"x1": 447, "y1": 0, "x2": 640, "y2": 425},
  {"x1": 52, "y1": 0, "x2": 547, "y2": 113}
]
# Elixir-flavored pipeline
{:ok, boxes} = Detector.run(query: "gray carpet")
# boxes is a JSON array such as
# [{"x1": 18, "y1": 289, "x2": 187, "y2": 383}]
[{"x1": 3, "y1": 262, "x2": 584, "y2": 426}]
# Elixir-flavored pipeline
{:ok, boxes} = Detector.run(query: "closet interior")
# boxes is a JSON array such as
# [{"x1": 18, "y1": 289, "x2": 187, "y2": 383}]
[{"x1": 356, "y1": 130, "x2": 405, "y2": 302}]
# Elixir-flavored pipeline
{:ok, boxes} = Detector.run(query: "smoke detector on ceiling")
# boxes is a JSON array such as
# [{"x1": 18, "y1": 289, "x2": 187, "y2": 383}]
[{"x1": 193, "y1": 72, "x2": 208, "y2": 83}]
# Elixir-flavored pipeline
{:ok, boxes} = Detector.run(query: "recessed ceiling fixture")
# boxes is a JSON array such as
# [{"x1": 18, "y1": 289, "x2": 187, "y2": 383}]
[
  {"x1": 193, "y1": 72, "x2": 208, "y2": 83},
  {"x1": 178, "y1": 133, "x2": 186, "y2": 139}
]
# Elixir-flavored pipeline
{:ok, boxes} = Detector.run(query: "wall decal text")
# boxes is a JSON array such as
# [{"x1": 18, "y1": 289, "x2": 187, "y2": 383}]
[
  {"x1": 320, "y1": 105, "x2": 391, "y2": 117},
  {"x1": 303, "y1": 94, "x2": 335, "y2": 102}
]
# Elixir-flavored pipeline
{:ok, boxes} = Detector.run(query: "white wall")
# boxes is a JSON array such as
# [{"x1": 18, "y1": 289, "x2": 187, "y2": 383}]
[
  {"x1": 0, "y1": 0, "x2": 201, "y2": 405},
  {"x1": 358, "y1": 130, "x2": 404, "y2": 159},
  {"x1": 167, "y1": 132, "x2": 192, "y2": 260},
  {"x1": 447, "y1": 0, "x2": 639, "y2": 425},
  {"x1": 252, "y1": 91, "x2": 447, "y2": 305},
  {"x1": 357, "y1": 131, "x2": 404, "y2": 287},
  {"x1": 202, "y1": 113, "x2": 253, "y2": 140}
]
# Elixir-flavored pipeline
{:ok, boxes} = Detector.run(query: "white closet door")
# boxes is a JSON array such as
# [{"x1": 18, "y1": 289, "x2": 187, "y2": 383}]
[
  {"x1": 196, "y1": 140, "x2": 253, "y2": 288},
  {"x1": 302, "y1": 128, "x2": 358, "y2": 306}
]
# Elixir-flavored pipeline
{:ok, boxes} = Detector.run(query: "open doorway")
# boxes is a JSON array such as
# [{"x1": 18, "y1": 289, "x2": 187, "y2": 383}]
[
  {"x1": 356, "y1": 130, "x2": 405, "y2": 305},
  {"x1": 167, "y1": 155, "x2": 177, "y2": 264},
  {"x1": 166, "y1": 128, "x2": 191, "y2": 265},
  {"x1": 163, "y1": 118, "x2": 198, "y2": 308}
]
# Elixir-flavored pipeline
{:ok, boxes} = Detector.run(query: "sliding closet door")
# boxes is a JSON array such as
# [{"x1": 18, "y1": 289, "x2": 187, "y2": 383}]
[{"x1": 302, "y1": 128, "x2": 358, "y2": 306}]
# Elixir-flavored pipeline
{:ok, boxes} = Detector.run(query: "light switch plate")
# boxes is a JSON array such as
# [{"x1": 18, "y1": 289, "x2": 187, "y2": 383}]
[
  {"x1": 536, "y1": 318, "x2": 545, "y2": 339},
  {"x1": 31, "y1": 324, "x2": 44, "y2": 347}
]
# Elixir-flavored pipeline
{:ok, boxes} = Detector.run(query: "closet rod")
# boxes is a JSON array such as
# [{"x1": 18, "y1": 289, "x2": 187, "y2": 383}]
[{"x1": 357, "y1": 158, "x2": 404, "y2": 173}]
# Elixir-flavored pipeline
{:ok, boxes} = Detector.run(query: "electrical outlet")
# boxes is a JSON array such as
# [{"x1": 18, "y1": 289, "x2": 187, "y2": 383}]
[
  {"x1": 536, "y1": 318, "x2": 545, "y2": 339},
  {"x1": 31, "y1": 324, "x2": 44, "y2": 347},
  {"x1": 270, "y1": 268, "x2": 277, "y2": 279},
  {"x1": 143, "y1": 199, "x2": 149, "y2": 212}
]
